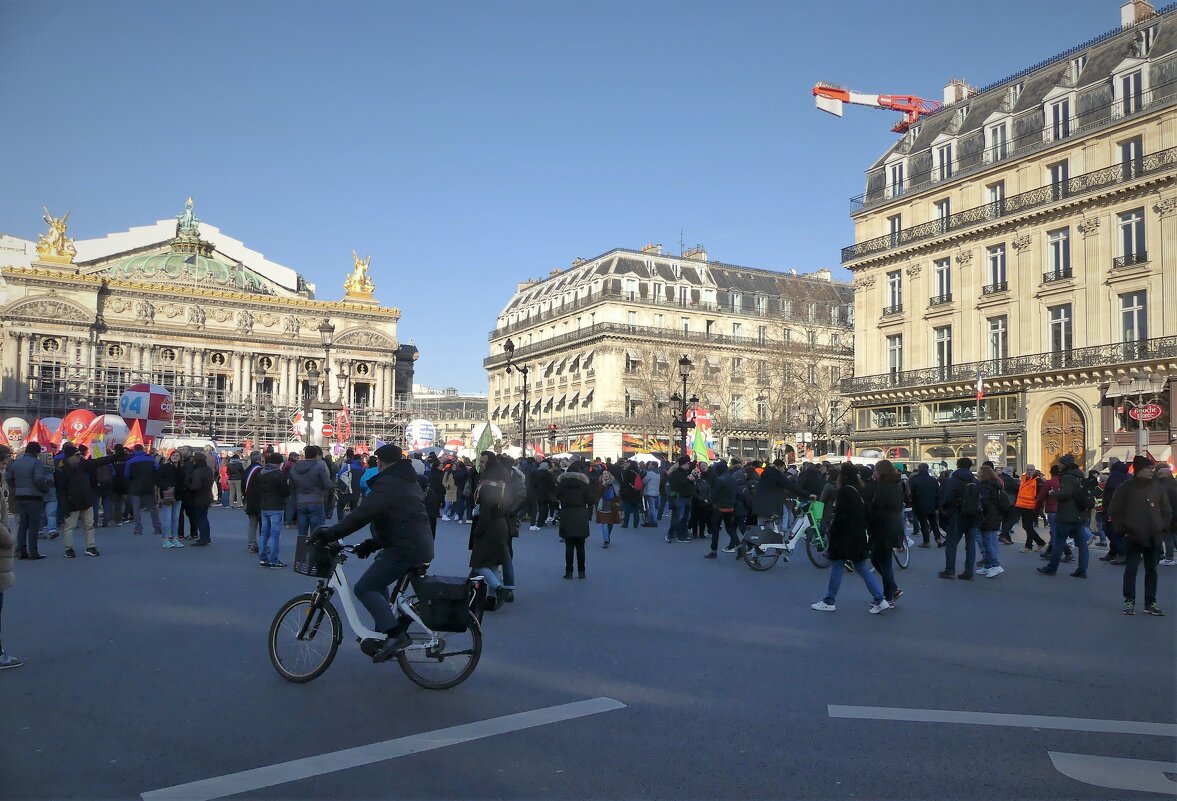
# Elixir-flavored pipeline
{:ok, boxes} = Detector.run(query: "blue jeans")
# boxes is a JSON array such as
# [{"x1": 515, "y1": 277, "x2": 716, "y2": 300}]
[
  {"x1": 622, "y1": 500, "x2": 642, "y2": 528},
  {"x1": 1047, "y1": 511, "x2": 1058, "y2": 547},
  {"x1": 45, "y1": 498, "x2": 58, "y2": 532},
  {"x1": 160, "y1": 502, "x2": 180, "y2": 538},
  {"x1": 296, "y1": 504, "x2": 326, "y2": 539},
  {"x1": 599, "y1": 522, "x2": 614, "y2": 541},
  {"x1": 643, "y1": 496, "x2": 659, "y2": 524},
  {"x1": 501, "y1": 558, "x2": 514, "y2": 590},
  {"x1": 823, "y1": 559, "x2": 884, "y2": 605},
  {"x1": 14, "y1": 498, "x2": 44, "y2": 556},
  {"x1": 259, "y1": 510, "x2": 283, "y2": 563},
  {"x1": 472, "y1": 565, "x2": 502, "y2": 593},
  {"x1": 944, "y1": 517, "x2": 978, "y2": 575},
  {"x1": 189, "y1": 504, "x2": 211, "y2": 543},
  {"x1": 670, "y1": 497, "x2": 692, "y2": 540},
  {"x1": 1046, "y1": 521, "x2": 1089, "y2": 573},
  {"x1": 980, "y1": 529, "x2": 1001, "y2": 568}
]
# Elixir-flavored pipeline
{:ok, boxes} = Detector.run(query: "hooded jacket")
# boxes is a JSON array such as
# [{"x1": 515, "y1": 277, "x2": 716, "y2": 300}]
[
  {"x1": 289, "y1": 458, "x2": 332, "y2": 505},
  {"x1": 56, "y1": 456, "x2": 118, "y2": 512},
  {"x1": 325, "y1": 459, "x2": 434, "y2": 563},
  {"x1": 248, "y1": 464, "x2": 291, "y2": 511},
  {"x1": 1108, "y1": 472, "x2": 1172, "y2": 547},
  {"x1": 909, "y1": 468, "x2": 940, "y2": 513},
  {"x1": 1050, "y1": 463, "x2": 1087, "y2": 524},
  {"x1": 555, "y1": 470, "x2": 594, "y2": 540},
  {"x1": 1103, "y1": 461, "x2": 1131, "y2": 516},
  {"x1": 707, "y1": 463, "x2": 739, "y2": 512},
  {"x1": 939, "y1": 467, "x2": 978, "y2": 521}
]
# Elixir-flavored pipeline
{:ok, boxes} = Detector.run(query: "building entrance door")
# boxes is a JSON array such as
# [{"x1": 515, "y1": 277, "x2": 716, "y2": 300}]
[{"x1": 1041, "y1": 401, "x2": 1086, "y2": 469}]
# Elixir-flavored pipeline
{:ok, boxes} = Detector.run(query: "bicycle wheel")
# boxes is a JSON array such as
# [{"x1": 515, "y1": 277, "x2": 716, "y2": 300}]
[
  {"x1": 893, "y1": 538, "x2": 911, "y2": 570},
  {"x1": 806, "y1": 529, "x2": 831, "y2": 568},
  {"x1": 742, "y1": 540, "x2": 780, "y2": 571},
  {"x1": 397, "y1": 607, "x2": 482, "y2": 690},
  {"x1": 269, "y1": 593, "x2": 342, "y2": 683}
]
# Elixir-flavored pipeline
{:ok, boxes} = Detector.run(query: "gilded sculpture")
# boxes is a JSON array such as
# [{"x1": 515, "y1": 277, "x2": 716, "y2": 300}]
[
  {"x1": 36, "y1": 208, "x2": 77, "y2": 263},
  {"x1": 344, "y1": 250, "x2": 375, "y2": 297}
]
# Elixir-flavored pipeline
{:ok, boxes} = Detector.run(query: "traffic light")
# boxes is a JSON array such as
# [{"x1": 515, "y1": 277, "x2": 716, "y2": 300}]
[{"x1": 548, "y1": 423, "x2": 557, "y2": 442}]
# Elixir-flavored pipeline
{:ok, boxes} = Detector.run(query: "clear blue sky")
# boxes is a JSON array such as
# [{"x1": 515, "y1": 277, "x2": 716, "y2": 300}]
[{"x1": 0, "y1": 0, "x2": 1117, "y2": 391}]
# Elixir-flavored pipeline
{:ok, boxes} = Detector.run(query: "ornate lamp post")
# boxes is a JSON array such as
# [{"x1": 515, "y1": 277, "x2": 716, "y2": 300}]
[
  {"x1": 1117, "y1": 372, "x2": 1167, "y2": 456},
  {"x1": 670, "y1": 354, "x2": 697, "y2": 460},
  {"x1": 253, "y1": 362, "x2": 267, "y2": 449},
  {"x1": 317, "y1": 319, "x2": 336, "y2": 402},
  {"x1": 503, "y1": 338, "x2": 529, "y2": 458},
  {"x1": 304, "y1": 362, "x2": 320, "y2": 446}
]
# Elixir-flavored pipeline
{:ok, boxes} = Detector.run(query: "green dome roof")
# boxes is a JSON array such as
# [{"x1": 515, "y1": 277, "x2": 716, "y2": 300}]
[{"x1": 109, "y1": 251, "x2": 271, "y2": 294}]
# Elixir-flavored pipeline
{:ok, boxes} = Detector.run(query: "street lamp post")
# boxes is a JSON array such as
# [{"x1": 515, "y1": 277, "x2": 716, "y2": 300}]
[
  {"x1": 304, "y1": 362, "x2": 320, "y2": 447},
  {"x1": 1117, "y1": 372, "x2": 1166, "y2": 456},
  {"x1": 670, "y1": 354, "x2": 697, "y2": 460},
  {"x1": 253, "y1": 364, "x2": 267, "y2": 449},
  {"x1": 318, "y1": 319, "x2": 336, "y2": 403},
  {"x1": 503, "y1": 338, "x2": 529, "y2": 459}
]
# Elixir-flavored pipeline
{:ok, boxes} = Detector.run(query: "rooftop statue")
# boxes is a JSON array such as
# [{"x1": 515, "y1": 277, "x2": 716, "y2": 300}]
[
  {"x1": 344, "y1": 249, "x2": 375, "y2": 296},
  {"x1": 36, "y1": 207, "x2": 77, "y2": 263},
  {"x1": 176, "y1": 197, "x2": 200, "y2": 237}
]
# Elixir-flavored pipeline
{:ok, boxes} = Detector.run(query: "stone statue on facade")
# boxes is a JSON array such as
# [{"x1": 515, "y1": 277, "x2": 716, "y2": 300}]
[
  {"x1": 237, "y1": 309, "x2": 254, "y2": 332},
  {"x1": 186, "y1": 305, "x2": 206, "y2": 328},
  {"x1": 176, "y1": 197, "x2": 200, "y2": 237},
  {"x1": 135, "y1": 300, "x2": 155, "y2": 323},
  {"x1": 36, "y1": 208, "x2": 77, "y2": 263},
  {"x1": 283, "y1": 314, "x2": 301, "y2": 334}
]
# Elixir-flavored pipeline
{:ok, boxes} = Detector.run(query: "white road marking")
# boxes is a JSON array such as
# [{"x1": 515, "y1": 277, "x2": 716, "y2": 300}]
[
  {"x1": 141, "y1": 696, "x2": 626, "y2": 801},
  {"x1": 1049, "y1": 752, "x2": 1177, "y2": 796},
  {"x1": 828, "y1": 704, "x2": 1177, "y2": 737}
]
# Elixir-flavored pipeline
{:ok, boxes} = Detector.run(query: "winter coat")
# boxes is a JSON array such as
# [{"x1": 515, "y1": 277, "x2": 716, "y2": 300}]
[
  {"x1": 1051, "y1": 465, "x2": 1087, "y2": 524},
  {"x1": 620, "y1": 466, "x2": 643, "y2": 502},
  {"x1": 124, "y1": 451, "x2": 158, "y2": 496},
  {"x1": 707, "y1": 465, "x2": 739, "y2": 512},
  {"x1": 328, "y1": 460, "x2": 435, "y2": 563},
  {"x1": 978, "y1": 479, "x2": 1007, "y2": 531},
  {"x1": 242, "y1": 462, "x2": 263, "y2": 514},
  {"x1": 1108, "y1": 475, "x2": 1172, "y2": 548},
  {"x1": 248, "y1": 465, "x2": 291, "y2": 511},
  {"x1": 939, "y1": 467, "x2": 978, "y2": 523},
  {"x1": 909, "y1": 470, "x2": 940, "y2": 513},
  {"x1": 667, "y1": 465, "x2": 694, "y2": 500},
  {"x1": 796, "y1": 466, "x2": 825, "y2": 499},
  {"x1": 185, "y1": 462, "x2": 215, "y2": 508},
  {"x1": 826, "y1": 483, "x2": 870, "y2": 562},
  {"x1": 6, "y1": 453, "x2": 53, "y2": 499},
  {"x1": 0, "y1": 470, "x2": 14, "y2": 591},
  {"x1": 289, "y1": 458, "x2": 332, "y2": 506},
  {"x1": 443, "y1": 470, "x2": 458, "y2": 502},
  {"x1": 227, "y1": 457, "x2": 245, "y2": 481},
  {"x1": 865, "y1": 478, "x2": 905, "y2": 551},
  {"x1": 642, "y1": 468, "x2": 661, "y2": 497},
  {"x1": 529, "y1": 465, "x2": 557, "y2": 504},
  {"x1": 468, "y1": 478, "x2": 510, "y2": 570},
  {"x1": 595, "y1": 480, "x2": 622, "y2": 524},
  {"x1": 1103, "y1": 462, "x2": 1131, "y2": 516},
  {"x1": 1156, "y1": 473, "x2": 1177, "y2": 534},
  {"x1": 1042, "y1": 477, "x2": 1060, "y2": 514},
  {"x1": 555, "y1": 471, "x2": 594, "y2": 540},
  {"x1": 55, "y1": 456, "x2": 117, "y2": 512},
  {"x1": 752, "y1": 465, "x2": 789, "y2": 519}
]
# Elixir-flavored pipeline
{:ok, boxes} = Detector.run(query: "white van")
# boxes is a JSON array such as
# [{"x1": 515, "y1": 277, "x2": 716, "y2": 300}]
[{"x1": 155, "y1": 436, "x2": 219, "y2": 455}]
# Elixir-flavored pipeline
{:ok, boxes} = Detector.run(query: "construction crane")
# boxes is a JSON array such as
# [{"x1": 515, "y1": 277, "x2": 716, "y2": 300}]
[{"x1": 812, "y1": 82, "x2": 943, "y2": 133}]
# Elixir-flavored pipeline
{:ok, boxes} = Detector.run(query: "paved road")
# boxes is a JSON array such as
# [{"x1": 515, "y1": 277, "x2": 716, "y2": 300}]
[{"x1": 2, "y1": 507, "x2": 1174, "y2": 800}]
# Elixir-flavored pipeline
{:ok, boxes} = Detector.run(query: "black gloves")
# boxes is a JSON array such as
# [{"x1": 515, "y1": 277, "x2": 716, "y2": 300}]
[{"x1": 353, "y1": 538, "x2": 378, "y2": 559}]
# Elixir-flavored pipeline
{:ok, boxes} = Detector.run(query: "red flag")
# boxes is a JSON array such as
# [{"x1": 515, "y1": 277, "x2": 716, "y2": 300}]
[
  {"x1": 27, "y1": 419, "x2": 54, "y2": 447},
  {"x1": 124, "y1": 418, "x2": 145, "y2": 449},
  {"x1": 75, "y1": 415, "x2": 107, "y2": 448}
]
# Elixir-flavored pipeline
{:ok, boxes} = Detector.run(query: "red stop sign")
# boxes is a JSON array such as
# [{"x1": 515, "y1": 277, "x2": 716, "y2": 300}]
[{"x1": 321, "y1": 423, "x2": 335, "y2": 438}]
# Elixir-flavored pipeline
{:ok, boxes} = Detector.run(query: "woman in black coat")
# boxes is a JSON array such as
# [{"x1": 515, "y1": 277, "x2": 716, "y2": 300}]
[
  {"x1": 555, "y1": 463, "x2": 594, "y2": 578},
  {"x1": 866, "y1": 460, "x2": 905, "y2": 605},
  {"x1": 811, "y1": 462, "x2": 889, "y2": 614},
  {"x1": 469, "y1": 457, "x2": 512, "y2": 605}
]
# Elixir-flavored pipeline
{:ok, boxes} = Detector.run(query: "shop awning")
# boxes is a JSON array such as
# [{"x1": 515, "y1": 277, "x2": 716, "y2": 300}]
[
  {"x1": 568, "y1": 390, "x2": 580, "y2": 406},
  {"x1": 626, "y1": 349, "x2": 642, "y2": 360}
]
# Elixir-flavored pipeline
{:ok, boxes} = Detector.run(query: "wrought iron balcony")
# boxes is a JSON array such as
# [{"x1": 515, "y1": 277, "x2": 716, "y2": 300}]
[
  {"x1": 1112, "y1": 251, "x2": 1149, "y2": 269},
  {"x1": 882, "y1": 304, "x2": 904, "y2": 317},
  {"x1": 982, "y1": 281, "x2": 1008, "y2": 295},
  {"x1": 1042, "y1": 268, "x2": 1073, "y2": 283},
  {"x1": 928, "y1": 294, "x2": 953, "y2": 307},
  {"x1": 843, "y1": 145, "x2": 1177, "y2": 262},
  {"x1": 841, "y1": 334, "x2": 1177, "y2": 394}
]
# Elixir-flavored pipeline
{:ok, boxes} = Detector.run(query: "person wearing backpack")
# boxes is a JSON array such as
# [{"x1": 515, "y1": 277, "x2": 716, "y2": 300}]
[
  {"x1": 1038, "y1": 454, "x2": 1092, "y2": 577},
  {"x1": 975, "y1": 464, "x2": 1010, "y2": 578},
  {"x1": 938, "y1": 457, "x2": 980, "y2": 580},
  {"x1": 594, "y1": 470, "x2": 622, "y2": 546},
  {"x1": 620, "y1": 461, "x2": 644, "y2": 529}
]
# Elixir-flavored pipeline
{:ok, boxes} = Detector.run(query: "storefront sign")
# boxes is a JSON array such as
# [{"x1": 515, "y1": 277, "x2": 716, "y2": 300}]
[{"x1": 1129, "y1": 403, "x2": 1164, "y2": 422}]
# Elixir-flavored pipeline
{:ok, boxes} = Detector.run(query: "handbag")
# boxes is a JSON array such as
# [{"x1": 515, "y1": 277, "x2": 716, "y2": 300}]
[{"x1": 161, "y1": 487, "x2": 176, "y2": 506}]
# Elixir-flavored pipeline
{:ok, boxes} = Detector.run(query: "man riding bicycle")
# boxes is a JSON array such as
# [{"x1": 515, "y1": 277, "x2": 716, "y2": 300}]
[{"x1": 310, "y1": 443, "x2": 434, "y2": 663}]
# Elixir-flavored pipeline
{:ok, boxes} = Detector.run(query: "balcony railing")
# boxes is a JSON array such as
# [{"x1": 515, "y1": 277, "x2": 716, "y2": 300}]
[
  {"x1": 843, "y1": 144, "x2": 1177, "y2": 262},
  {"x1": 982, "y1": 281, "x2": 1008, "y2": 295},
  {"x1": 1112, "y1": 251, "x2": 1149, "y2": 269},
  {"x1": 483, "y1": 321, "x2": 853, "y2": 368},
  {"x1": 882, "y1": 304, "x2": 904, "y2": 317},
  {"x1": 929, "y1": 294, "x2": 953, "y2": 307},
  {"x1": 841, "y1": 334, "x2": 1177, "y2": 394},
  {"x1": 1042, "y1": 268, "x2": 1073, "y2": 283}
]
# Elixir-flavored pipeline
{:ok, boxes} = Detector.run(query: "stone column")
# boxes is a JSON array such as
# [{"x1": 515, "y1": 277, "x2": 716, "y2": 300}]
[
  {"x1": 5, "y1": 333, "x2": 23, "y2": 403},
  {"x1": 374, "y1": 363, "x2": 385, "y2": 410}
]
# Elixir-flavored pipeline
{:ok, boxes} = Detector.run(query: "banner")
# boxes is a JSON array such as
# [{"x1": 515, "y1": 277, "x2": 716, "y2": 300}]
[
  {"x1": 622, "y1": 433, "x2": 671, "y2": 455},
  {"x1": 978, "y1": 431, "x2": 1007, "y2": 467},
  {"x1": 568, "y1": 433, "x2": 593, "y2": 453}
]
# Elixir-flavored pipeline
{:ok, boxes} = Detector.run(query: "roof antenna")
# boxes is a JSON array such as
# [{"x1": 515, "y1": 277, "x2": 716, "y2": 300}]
[{"x1": 678, "y1": 228, "x2": 685, "y2": 257}]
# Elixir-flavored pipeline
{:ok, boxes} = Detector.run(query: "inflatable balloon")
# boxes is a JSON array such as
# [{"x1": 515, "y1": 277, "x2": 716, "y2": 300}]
[
  {"x1": 118, "y1": 383, "x2": 173, "y2": 438},
  {"x1": 98, "y1": 414, "x2": 130, "y2": 445},
  {"x1": 40, "y1": 417, "x2": 63, "y2": 446},
  {"x1": 61, "y1": 409, "x2": 97, "y2": 443},
  {"x1": 3, "y1": 417, "x2": 29, "y2": 449},
  {"x1": 405, "y1": 419, "x2": 436, "y2": 451}
]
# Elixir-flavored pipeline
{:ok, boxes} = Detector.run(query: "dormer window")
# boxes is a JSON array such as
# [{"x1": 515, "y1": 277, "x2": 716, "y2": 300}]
[
  {"x1": 1138, "y1": 25, "x2": 1157, "y2": 57},
  {"x1": 1047, "y1": 98, "x2": 1072, "y2": 141},
  {"x1": 887, "y1": 159, "x2": 905, "y2": 198},
  {"x1": 671, "y1": 264, "x2": 681, "y2": 279},
  {"x1": 934, "y1": 142, "x2": 954, "y2": 182},
  {"x1": 1007, "y1": 82, "x2": 1024, "y2": 107},
  {"x1": 1117, "y1": 70, "x2": 1144, "y2": 118},
  {"x1": 1068, "y1": 55, "x2": 1087, "y2": 84},
  {"x1": 731, "y1": 291, "x2": 742, "y2": 311},
  {"x1": 985, "y1": 120, "x2": 1009, "y2": 163}
]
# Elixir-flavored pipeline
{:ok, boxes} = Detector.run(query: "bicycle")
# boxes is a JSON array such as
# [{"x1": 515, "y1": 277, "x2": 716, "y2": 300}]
[
  {"x1": 738, "y1": 499, "x2": 827, "y2": 571},
  {"x1": 268, "y1": 539, "x2": 487, "y2": 689},
  {"x1": 893, "y1": 532, "x2": 913, "y2": 569}
]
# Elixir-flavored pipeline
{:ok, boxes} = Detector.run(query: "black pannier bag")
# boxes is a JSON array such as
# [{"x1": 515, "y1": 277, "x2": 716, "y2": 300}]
[
  {"x1": 293, "y1": 535, "x2": 336, "y2": 578},
  {"x1": 410, "y1": 575, "x2": 471, "y2": 633}
]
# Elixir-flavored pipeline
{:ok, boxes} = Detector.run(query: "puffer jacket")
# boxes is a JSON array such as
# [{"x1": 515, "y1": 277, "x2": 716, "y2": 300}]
[
  {"x1": 6, "y1": 453, "x2": 53, "y2": 499},
  {"x1": 1108, "y1": 474, "x2": 1172, "y2": 548},
  {"x1": 289, "y1": 458, "x2": 332, "y2": 505},
  {"x1": 1051, "y1": 465, "x2": 1087, "y2": 524}
]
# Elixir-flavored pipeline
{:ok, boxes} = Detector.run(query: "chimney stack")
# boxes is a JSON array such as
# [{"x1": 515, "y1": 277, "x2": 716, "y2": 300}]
[
  {"x1": 641, "y1": 243, "x2": 663, "y2": 256},
  {"x1": 1122, "y1": 0, "x2": 1154, "y2": 27},
  {"x1": 942, "y1": 78, "x2": 977, "y2": 106}
]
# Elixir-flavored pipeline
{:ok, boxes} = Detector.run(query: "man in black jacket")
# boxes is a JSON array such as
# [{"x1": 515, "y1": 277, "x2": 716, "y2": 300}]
[
  {"x1": 910, "y1": 463, "x2": 943, "y2": 547},
  {"x1": 55, "y1": 444, "x2": 120, "y2": 557},
  {"x1": 312, "y1": 444, "x2": 435, "y2": 662},
  {"x1": 667, "y1": 457, "x2": 695, "y2": 543},
  {"x1": 125, "y1": 445, "x2": 162, "y2": 538}
]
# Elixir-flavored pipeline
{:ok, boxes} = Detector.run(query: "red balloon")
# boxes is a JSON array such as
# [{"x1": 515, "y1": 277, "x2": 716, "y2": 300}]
[{"x1": 61, "y1": 409, "x2": 96, "y2": 443}]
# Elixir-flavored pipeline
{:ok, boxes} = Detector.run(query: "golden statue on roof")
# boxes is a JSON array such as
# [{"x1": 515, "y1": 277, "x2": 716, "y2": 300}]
[
  {"x1": 344, "y1": 249, "x2": 375, "y2": 298},
  {"x1": 36, "y1": 207, "x2": 77, "y2": 263}
]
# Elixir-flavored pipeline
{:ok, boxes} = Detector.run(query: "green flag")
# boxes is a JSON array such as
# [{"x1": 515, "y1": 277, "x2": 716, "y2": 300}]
[
  {"x1": 475, "y1": 420, "x2": 494, "y2": 456},
  {"x1": 691, "y1": 427, "x2": 708, "y2": 461}
]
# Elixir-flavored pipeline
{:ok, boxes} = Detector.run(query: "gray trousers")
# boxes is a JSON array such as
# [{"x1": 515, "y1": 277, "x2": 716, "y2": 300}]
[
  {"x1": 130, "y1": 494, "x2": 162, "y2": 536},
  {"x1": 247, "y1": 513, "x2": 260, "y2": 548}
]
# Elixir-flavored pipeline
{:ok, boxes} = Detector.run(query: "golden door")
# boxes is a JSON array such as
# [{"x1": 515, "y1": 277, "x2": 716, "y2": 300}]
[{"x1": 1041, "y1": 401, "x2": 1086, "y2": 470}]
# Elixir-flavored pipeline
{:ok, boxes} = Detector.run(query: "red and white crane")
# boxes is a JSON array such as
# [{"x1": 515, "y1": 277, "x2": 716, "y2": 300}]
[{"x1": 811, "y1": 82, "x2": 943, "y2": 133}]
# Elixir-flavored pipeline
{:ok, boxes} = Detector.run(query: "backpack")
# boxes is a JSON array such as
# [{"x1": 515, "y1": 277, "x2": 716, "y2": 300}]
[
  {"x1": 1074, "y1": 481, "x2": 1095, "y2": 512},
  {"x1": 631, "y1": 472, "x2": 643, "y2": 492},
  {"x1": 335, "y1": 467, "x2": 353, "y2": 495},
  {"x1": 957, "y1": 481, "x2": 982, "y2": 521},
  {"x1": 987, "y1": 482, "x2": 1011, "y2": 515}
]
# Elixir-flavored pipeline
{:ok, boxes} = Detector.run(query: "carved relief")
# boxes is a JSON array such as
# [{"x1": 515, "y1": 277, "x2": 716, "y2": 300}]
[
  {"x1": 7, "y1": 299, "x2": 90, "y2": 322},
  {"x1": 108, "y1": 298, "x2": 131, "y2": 314},
  {"x1": 955, "y1": 250, "x2": 973, "y2": 267},
  {"x1": 852, "y1": 275, "x2": 877, "y2": 290},
  {"x1": 1153, "y1": 198, "x2": 1177, "y2": 217},
  {"x1": 1011, "y1": 233, "x2": 1032, "y2": 252},
  {"x1": 904, "y1": 263, "x2": 922, "y2": 278},
  {"x1": 135, "y1": 300, "x2": 154, "y2": 323},
  {"x1": 237, "y1": 309, "x2": 254, "y2": 332},
  {"x1": 1040, "y1": 401, "x2": 1086, "y2": 469},
  {"x1": 212, "y1": 309, "x2": 232, "y2": 323},
  {"x1": 1076, "y1": 217, "x2": 1101, "y2": 235},
  {"x1": 259, "y1": 313, "x2": 277, "y2": 327},
  {"x1": 334, "y1": 328, "x2": 394, "y2": 348},
  {"x1": 186, "y1": 306, "x2": 206, "y2": 328},
  {"x1": 164, "y1": 304, "x2": 181, "y2": 319},
  {"x1": 283, "y1": 315, "x2": 301, "y2": 334}
]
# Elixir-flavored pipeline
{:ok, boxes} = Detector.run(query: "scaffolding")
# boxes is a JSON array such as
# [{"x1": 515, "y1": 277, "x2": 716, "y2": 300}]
[{"x1": 16, "y1": 359, "x2": 408, "y2": 449}]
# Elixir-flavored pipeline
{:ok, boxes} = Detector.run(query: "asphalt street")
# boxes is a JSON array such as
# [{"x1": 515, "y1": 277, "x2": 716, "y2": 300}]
[{"x1": 2, "y1": 507, "x2": 1174, "y2": 801}]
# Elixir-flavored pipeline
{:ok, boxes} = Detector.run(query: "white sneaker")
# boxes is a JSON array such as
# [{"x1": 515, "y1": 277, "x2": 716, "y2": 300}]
[
  {"x1": 162, "y1": 539, "x2": 173, "y2": 549},
  {"x1": 986, "y1": 565, "x2": 1004, "y2": 578},
  {"x1": 0, "y1": 651, "x2": 24, "y2": 670},
  {"x1": 1160, "y1": 558, "x2": 1177, "y2": 566},
  {"x1": 811, "y1": 600, "x2": 836, "y2": 612},
  {"x1": 975, "y1": 567, "x2": 990, "y2": 577},
  {"x1": 869, "y1": 600, "x2": 892, "y2": 615},
  {"x1": 529, "y1": 525, "x2": 539, "y2": 531}
]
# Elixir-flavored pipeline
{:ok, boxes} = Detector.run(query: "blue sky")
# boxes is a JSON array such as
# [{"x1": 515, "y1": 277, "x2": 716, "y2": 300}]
[{"x1": 1, "y1": 0, "x2": 1118, "y2": 391}]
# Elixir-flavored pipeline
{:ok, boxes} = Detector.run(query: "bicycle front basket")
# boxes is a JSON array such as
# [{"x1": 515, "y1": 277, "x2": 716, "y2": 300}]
[{"x1": 293, "y1": 535, "x2": 336, "y2": 578}]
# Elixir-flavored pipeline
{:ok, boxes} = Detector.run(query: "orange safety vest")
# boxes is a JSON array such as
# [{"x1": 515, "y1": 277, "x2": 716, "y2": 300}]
[{"x1": 1014, "y1": 474, "x2": 1040, "y2": 509}]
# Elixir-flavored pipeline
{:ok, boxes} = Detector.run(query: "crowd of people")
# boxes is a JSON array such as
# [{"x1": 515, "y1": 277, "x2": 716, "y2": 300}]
[{"x1": 1, "y1": 438, "x2": 1173, "y2": 670}]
